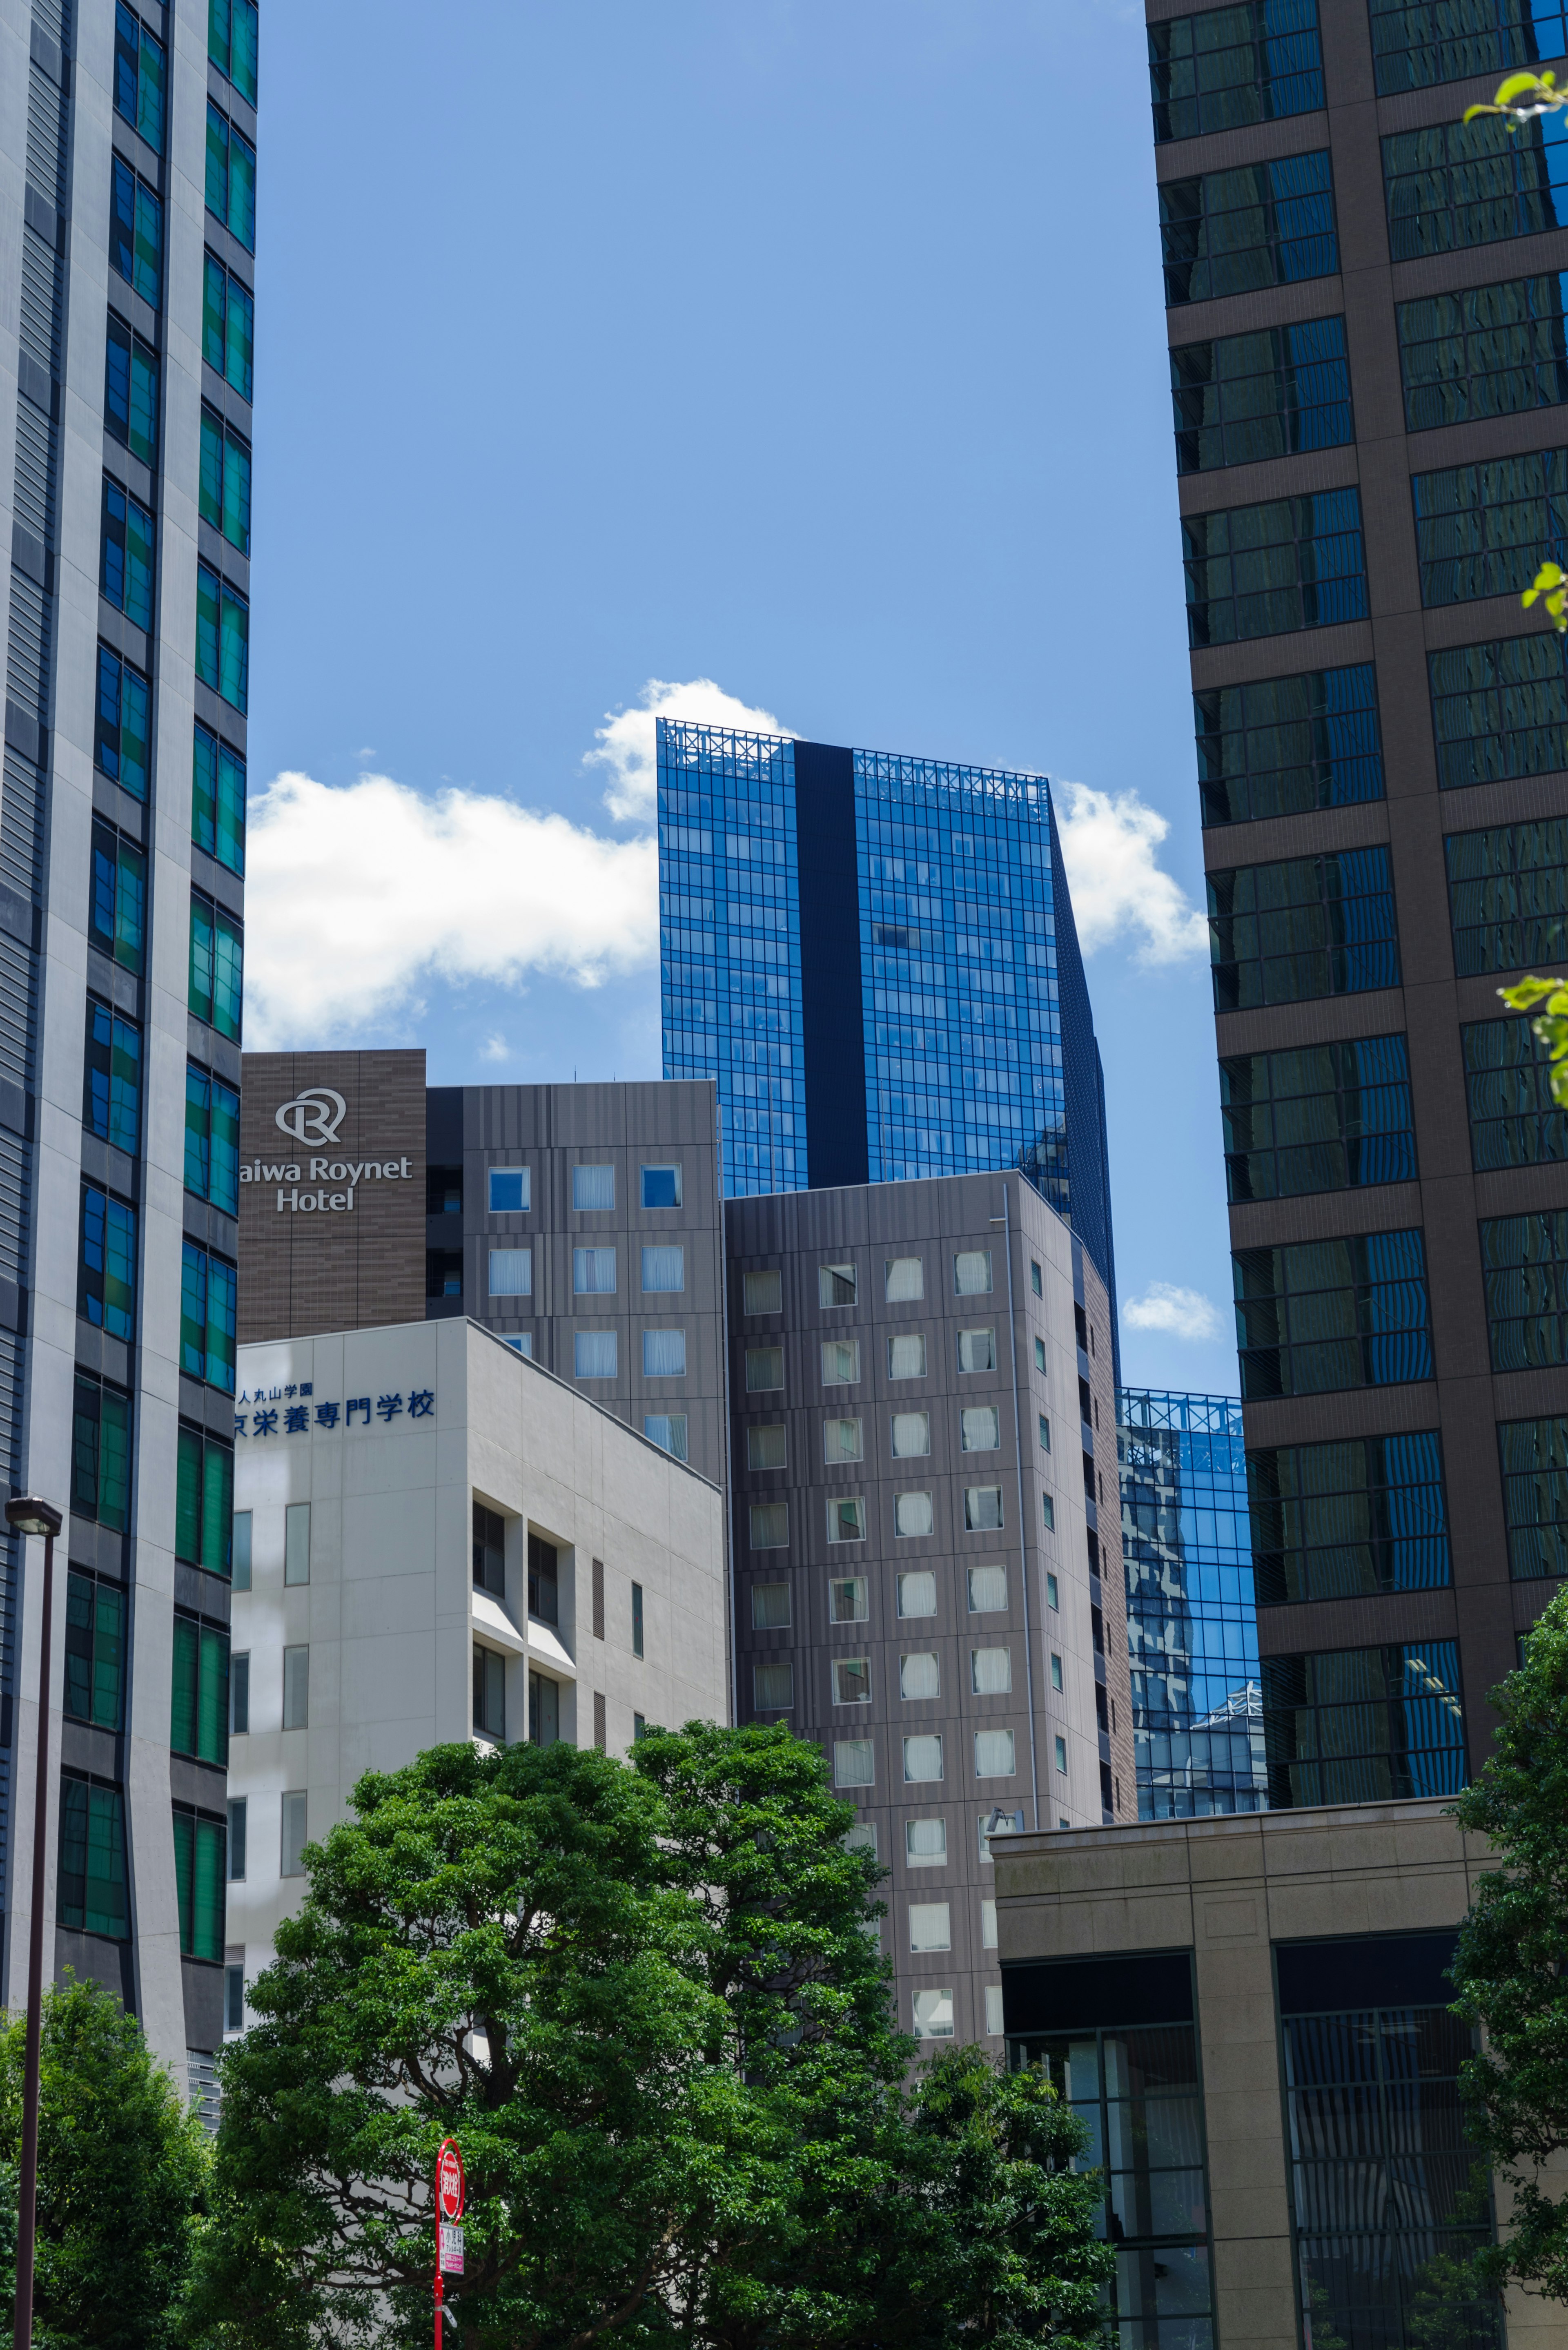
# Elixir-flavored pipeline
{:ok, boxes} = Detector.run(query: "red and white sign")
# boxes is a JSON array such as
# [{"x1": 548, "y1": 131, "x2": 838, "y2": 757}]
[
  {"x1": 439, "y1": 2225, "x2": 464, "y2": 2274},
  {"x1": 436, "y1": 2139, "x2": 465, "y2": 2222}
]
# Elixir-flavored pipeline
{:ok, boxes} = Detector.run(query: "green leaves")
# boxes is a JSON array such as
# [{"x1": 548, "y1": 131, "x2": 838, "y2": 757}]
[
  {"x1": 1463, "y1": 67, "x2": 1568, "y2": 122},
  {"x1": 1497, "y1": 972, "x2": 1568, "y2": 1106},
  {"x1": 1523, "y1": 559, "x2": 1568, "y2": 632}
]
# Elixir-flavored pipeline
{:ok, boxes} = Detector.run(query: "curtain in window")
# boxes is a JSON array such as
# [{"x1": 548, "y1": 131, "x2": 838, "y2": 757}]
[
  {"x1": 903, "y1": 1735, "x2": 944, "y2": 1782},
  {"x1": 644, "y1": 1414, "x2": 688, "y2": 1459},
  {"x1": 827, "y1": 1498, "x2": 866, "y2": 1542},
  {"x1": 489, "y1": 1249, "x2": 531, "y2": 1297},
  {"x1": 910, "y1": 1903, "x2": 952, "y2": 1952},
  {"x1": 750, "y1": 1581, "x2": 791, "y2": 1629},
  {"x1": 573, "y1": 1247, "x2": 616, "y2": 1295},
  {"x1": 891, "y1": 1411, "x2": 930, "y2": 1458},
  {"x1": 889, "y1": 1335, "x2": 926, "y2": 1378},
  {"x1": 972, "y1": 1646, "x2": 1012, "y2": 1694},
  {"x1": 895, "y1": 1491, "x2": 934, "y2": 1537},
  {"x1": 643, "y1": 1328, "x2": 686, "y2": 1377},
  {"x1": 885, "y1": 1256, "x2": 924, "y2": 1300},
  {"x1": 749, "y1": 1502, "x2": 787, "y2": 1548},
  {"x1": 906, "y1": 1817, "x2": 947, "y2": 1860},
  {"x1": 968, "y1": 1564, "x2": 1008, "y2": 1610},
  {"x1": 962, "y1": 1407, "x2": 1001, "y2": 1452},
  {"x1": 641, "y1": 1245, "x2": 684, "y2": 1292},
  {"x1": 898, "y1": 1570, "x2": 938, "y2": 1616},
  {"x1": 959, "y1": 1327, "x2": 997, "y2": 1371},
  {"x1": 965, "y1": 1486, "x2": 1004, "y2": 1531},
  {"x1": 975, "y1": 1729, "x2": 1017, "y2": 1778},
  {"x1": 834, "y1": 1740, "x2": 874, "y2": 1787},
  {"x1": 955, "y1": 1251, "x2": 993, "y2": 1295},
  {"x1": 572, "y1": 1164, "x2": 614, "y2": 1210},
  {"x1": 900, "y1": 1652, "x2": 940, "y2": 1699},
  {"x1": 574, "y1": 1330, "x2": 617, "y2": 1377},
  {"x1": 753, "y1": 1660, "x2": 793, "y2": 1710}
]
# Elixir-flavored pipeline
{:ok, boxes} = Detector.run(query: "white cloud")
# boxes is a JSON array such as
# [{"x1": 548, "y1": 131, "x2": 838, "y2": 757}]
[
  {"x1": 243, "y1": 770, "x2": 658, "y2": 1049},
  {"x1": 586, "y1": 677, "x2": 792, "y2": 822},
  {"x1": 479, "y1": 1032, "x2": 510, "y2": 1063},
  {"x1": 1052, "y1": 781, "x2": 1209, "y2": 965},
  {"x1": 1122, "y1": 1283, "x2": 1223, "y2": 1342}
]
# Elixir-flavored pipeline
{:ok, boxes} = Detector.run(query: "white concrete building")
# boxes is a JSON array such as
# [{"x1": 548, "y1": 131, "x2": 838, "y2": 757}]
[{"x1": 225, "y1": 1317, "x2": 727, "y2": 2027}]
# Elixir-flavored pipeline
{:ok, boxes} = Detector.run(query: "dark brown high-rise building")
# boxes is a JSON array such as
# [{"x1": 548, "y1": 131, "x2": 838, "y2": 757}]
[{"x1": 1148, "y1": 0, "x2": 1568, "y2": 1799}]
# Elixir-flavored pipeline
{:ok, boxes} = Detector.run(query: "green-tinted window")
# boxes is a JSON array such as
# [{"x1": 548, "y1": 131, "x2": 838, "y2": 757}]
[
  {"x1": 1172, "y1": 317, "x2": 1352, "y2": 474},
  {"x1": 105, "y1": 317, "x2": 158, "y2": 468},
  {"x1": 1221, "y1": 1034, "x2": 1415, "y2": 1202},
  {"x1": 1414, "y1": 447, "x2": 1568, "y2": 609},
  {"x1": 93, "y1": 648, "x2": 150, "y2": 803},
  {"x1": 1384, "y1": 112, "x2": 1568, "y2": 263},
  {"x1": 1498, "y1": 1414, "x2": 1568, "y2": 1576},
  {"x1": 1159, "y1": 151, "x2": 1337, "y2": 305},
  {"x1": 71, "y1": 1374, "x2": 131, "y2": 1532},
  {"x1": 198, "y1": 406, "x2": 250, "y2": 556},
  {"x1": 1247, "y1": 1432, "x2": 1450, "y2": 1603},
  {"x1": 115, "y1": 4, "x2": 166, "y2": 150},
  {"x1": 1233, "y1": 1229, "x2": 1433, "y2": 1398},
  {"x1": 208, "y1": 0, "x2": 258, "y2": 103},
  {"x1": 205, "y1": 103, "x2": 255, "y2": 251},
  {"x1": 100, "y1": 477, "x2": 154, "y2": 631},
  {"x1": 202, "y1": 254, "x2": 254, "y2": 402},
  {"x1": 185, "y1": 1064, "x2": 240, "y2": 1215},
  {"x1": 176, "y1": 1425, "x2": 234, "y2": 1576},
  {"x1": 195, "y1": 562, "x2": 248, "y2": 714},
  {"x1": 1399, "y1": 269, "x2": 1568, "y2": 431},
  {"x1": 1196, "y1": 663, "x2": 1383, "y2": 826},
  {"x1": 110, "y1": 158, "x2": 161, "y2": 309},
  {"x1": 82, "y1": 997, "x2": 140, "y2": 1157},
  {"x1": 1370, "y1": 0, "x2": 1568, "y2": 94},
  {"x1": 189, "y1": 893, "x2": 243, "y2": 1040},
  {"x1": 172, "y1": 1809, "x2": 225, "y2": 1961},
  {"x1": 1184, "y1": 488, "x2": 1366, "y2": 647},
  {"x1": 65, "y1": 1572, "x2": 125, "y2": 1731},
  {"x1": 1207, "y1": 847, "x2": 1399, "y2": 1011},
  {"x1": 1445, "y1": 817, "x2": 1568, "y2": 974},
  {"x1": 89, "y1": 822, "x2": 144, "y2": 974},
  {"x1": 1481, "y1": 1209, "x2": 1568, "y2": 1368},
  {"x1": 180, "y1": 1242, "x2": 237, "y2": 1394},
  {"x1": 1462, "y1": 1013, "x2": 1568, "y2": 1167},
  {"x1": 171, "y1": 1613, "x2": 229, "y2": 1765},
  {"x1": 58, "y1": 1778, "x2": 129, "y2": 1938},
  {"x1": 1149, "y1": 0, "x2": 1324, "y2": 142},
  {"x1": 192, "y1": 722, "x2": 245, "y2": 876},
  {"x1": 1262, "y1": 1641, "x2": 1466, "y2": 1805},
  {"x1": 78, "y1": 1186, "x2": 136, "y2": 1343}
]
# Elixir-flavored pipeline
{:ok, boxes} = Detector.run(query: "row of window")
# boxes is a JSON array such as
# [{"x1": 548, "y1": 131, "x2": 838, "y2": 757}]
[
  {"x1": 93, "y1": 817, "x2": 245, "y2": 1026},
  {"x1": 744, "y1": 1329, "x2": 1030, "y2": 1388},
  {"x1": 750, "y1": 1486, "x2": 1018, "y2": 1546},
  {"x1": 745, "y1": 1402, "x2": 1048, "y2": 1467},
  {"x1": 475, "y1": 1163, "x2": 684, "y2": 1214},
  {"x1": 831, "y1": 1727, "x2": 1069, "y2": 1790},
  {"x1": 760, "y1": 1643, "x2": 1016, "y2": 1706},
  {"x1": 76, "y1": 1411, "x2": 242, "y2": 1581},
  {"x1": 1155, "y1": 0, "x2": 1568, "y2": 118},
  {"x1": 743, "y1": 1251, "x2": 1009, "y2": 1311},
  {"x1": 748, "y1": 1563, "x2": 1063, "y2": 1626},
  {"x1": 59, "y1": 1777, "x2": 227, "y2": 1961},
  {"x1": 76, "y1": 1184, "x2": 234, "y2": 1385},
  {"x1": 488, "y1": 1245, "x2": 694, "y2": 1296}
]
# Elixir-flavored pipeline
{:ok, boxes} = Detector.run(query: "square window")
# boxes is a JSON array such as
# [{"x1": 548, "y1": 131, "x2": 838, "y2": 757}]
[
  {"x1": 508, "y1": 1333, "x2": 535, "y2": 1358},
  {"x1": 900, "y1": 1651, "x2": 940, "y2": 1700},
  {"x1": 888, "y1": 1333, "x2": 927, "y2": 1379},
  {"x1": 906, "y1": 1816, "x2": 947, "y2": 1864},
  {"x1": 744, "y1": 1268, "x2": 782, "y2": 1314},
  {"x1": 968, "y1": 1564, "x2": 1008, "y2": 1612},
  {"x1": 834, "y1": 1739, "x2": 874, "y2": 1788},
  {"x1": 909, "y1": 1901, "x2": 951, "y2": 1953},
  {"x1": 753, "y1": 1659, "x2": 793, "y2": 1711},
  {"x1": 885, "y1": 1256, "x2": 924, "y2": 1301},
  {"x1": 979, "y1": 1808, "x2": 1024, "y2": 1862},
  {"x1": 1034, "y1": 1336, "x2": 1047, "y2": 1373},
  {"x1": 751, "y1": 1580, "x2": 791, "y2": 1629},
  {"x1": 1055, "y1": 1735, "x2": 1068, "y2": 1774},
  {"x1": 846, "y1": 1821, "x2": 878, "y2": 1857},
  {"x1": 574, "y1": 1331, "x2": 617, "y2": 1378},
  {"x1": 898, "y1": 1569, "x2": 938, "y2": 1617},
  {"x1": 972, "y1": 1646, "x2": 1012, "y2": 1695},
  {"x1": 1051, "y1": 1652, "x2": 1063, "y2": 1691},
  {"x1": 912, "y1": 1987, "x2": 955, "y2": 2040},
  {"x1": 824, "y1": 1416, "x2": 864, "y2": 1462},
  {"x1": 641, "y1": 1245, "x2": 686, "y2": 1292},
  {"x1": 891, "y1": 1410, "x2": 930, "y2": 1458},
  {"x1": 644, "y1": 1412, "x2": 687, "y2": 1458},
  {"x1": 895, "y1": 1489, "x2": 934, "y2": 1537},
  {"x1": 747, "y1": 1424, "x2": 786, "y2": 1471},
  {"x1": 975, "y1": 1728, "x2": 1016, "y2": 1778},
  {"x1": 959, "y1": 1327, "x2": 996, "y2": 1372},
  {"x1": 903, "y1": 1733, "x2": 944, "y2": 1783},
  {"x1": 643, "y1": 1328, "x2": 686, "y2": 1377},
  {"x1": 745, "y1": 1347, "x2": 784, "y2": 1392},
  {"x1": 572, "y1": 1164, "x2": 614, "y2": 1211},
  {"x1": 641, "y1": 1164, "x2": 682, "y2": 1208},
  {"x1": 821, "y1": 1339, "x2": 861, "y2": 1385},
  {"x1": 827, "y1": 1496, "x2": 866, "y2": 1543},
  {"x1": 749, "y1": 1501, "x2": 788, "y2": 1550},
  {"x1": 573, "y1": 1246, "x2": 617, "y2": 1295},
  {"x1": 819, "y1": 1262, "x2": 857, "y2": 1307},
  {"x1": 829, "y1": 1576, "x2": 868, "y2": 1623},
  {"x1": 488, "y1": 1167, "x2": 530, "y2": 1213},
  {"x1": 833, "y1": 1657, "x2": 871, "y2": 1704},
  {"x1": 982, "y1": 1899, "x2": 999, "y2": 1950},
  {"x1": 965, "y1": 1486, "x2": 1004, "y2": 1532},
  {"x1": 961, "y1": 1406, "x2": 1000, "y2": 1452},
  {"x1": 488, "y1": 1248, "x2": 531, "y2": 1297},
  {"x1": 955, "y1": 1250, "x2": 993, "y2": 1295}
]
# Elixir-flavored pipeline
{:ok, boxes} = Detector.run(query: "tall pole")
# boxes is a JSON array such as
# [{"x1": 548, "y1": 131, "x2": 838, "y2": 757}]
[{"x1": 7, "y1": 1496, "x2": 63, "y2": 2350}]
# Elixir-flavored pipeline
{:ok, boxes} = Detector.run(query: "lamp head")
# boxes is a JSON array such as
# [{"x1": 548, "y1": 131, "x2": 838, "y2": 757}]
[{"x1": 5, "y1": 1496, "x2": 61, "y2": 1540}]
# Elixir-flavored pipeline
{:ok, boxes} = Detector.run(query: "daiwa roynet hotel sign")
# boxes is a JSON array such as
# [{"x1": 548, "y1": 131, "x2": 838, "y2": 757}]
[{"x1": 244, "y1": 1086, "x2": 415, "y2": 1215}]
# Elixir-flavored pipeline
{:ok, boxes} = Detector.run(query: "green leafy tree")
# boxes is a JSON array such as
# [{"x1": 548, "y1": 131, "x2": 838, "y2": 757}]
[{"x1": 192, "y1": 1725, "x2": 1111, "y2": 2350}]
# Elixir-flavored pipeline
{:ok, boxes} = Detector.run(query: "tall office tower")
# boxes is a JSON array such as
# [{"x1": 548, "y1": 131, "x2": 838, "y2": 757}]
[
  {"x1": 1148, "y1": 0, "x2": 1568, "y2": 1801},
  {"x1": 1117, "y1": 1389, "x2": 1267, "y2": 1817},
  {"x1": 657, "y1": 722, "x2": 1118, "y2": 1315},
  {"x1": 0, "y1": 0, "x2": 254, "y2": 2092},
  {"x1": 727, "y1": 1167, "x2": 1134, "y2": 2051}
]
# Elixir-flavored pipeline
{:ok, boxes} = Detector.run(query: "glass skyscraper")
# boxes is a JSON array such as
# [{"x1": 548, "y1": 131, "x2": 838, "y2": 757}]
[
  {"x1": 1117, "y1": 1389, "x2": 1267, "y2": 1818},
  {"x1": 657, "y1": 722, "x2": 1116, "y2": 1300}
]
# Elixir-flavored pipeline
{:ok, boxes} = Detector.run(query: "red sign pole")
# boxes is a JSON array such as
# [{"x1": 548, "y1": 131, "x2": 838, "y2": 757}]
[{"x1": 434, "y1": 2139, "x2": 465, "y2": 2350}]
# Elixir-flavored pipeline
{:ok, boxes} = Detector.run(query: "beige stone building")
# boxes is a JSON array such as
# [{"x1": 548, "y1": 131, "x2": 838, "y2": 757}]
[{"x1": 996, "y1": 1801, "x2": 1561, "y2": 2350}]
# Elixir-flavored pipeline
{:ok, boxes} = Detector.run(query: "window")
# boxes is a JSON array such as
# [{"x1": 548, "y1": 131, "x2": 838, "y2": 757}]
[
  {"x1": 906, "y1": 1817, "x2": 947, "y2": 1864},
  {"x1": 94, "y1": 647, "x2": 151, "y2": 802},
  {"x1": 1196, "y1": 662, "x2": 1384, "y2": 827},
  {"x1": 824, "y1": 1417, "x2": 864, "y2": 1462},
  {"x1": 1055, "y1": 1735, "x2": 1069, "y2": 1773},
  {"x1": 1038, "y1": 1414, "x2": 1051, "y2": 1451},
  {"x1": 572, "y1": 1164, "x2": 614, "y2": 1211},
  {"x1": 230, "y1": 1657, "x2": 249, "y2": 1736},
  {"x1": 748, "y1": 1424, "x2": 786, "y2": 1469},
  {"x1": 227, "y1": 1795, "x2": 246, "y2": 1878},
  {"x1": 900, "y1": 1651, "x2": 940, "y2": 1699},
  {"x1": 1042, "y1": 1492, "x2": 1056, "y2": 1532},
  {"x1": 574, "y1": 1331, "x2": 617, "y2": 1378},
  {"x1": 641, "y1": 1245, "x2": 684, "y2": 1292},
  {"x1": 79, "y1": 1186, "x2": 136, "y2": 1341},
  {"x1": 961, "y1": 1406, "x2": 1000, "y2": 1452},
  {"x1": 891, "y1": 1410, "x2": 930, "y2": 1458},
  {"x1": 1050, "y1": 1651, "x2": 1063, "y2": 1692},
  {"x1": 753, "y1": 1659, "x2": 793, "y2": 1711},
  {"x1": 192, "y1": 722, "x2": 245, "y2": 874},
  {"x1": 100, "y1": 478, "x2": 154, "y2": 631},
  {"x1": 631, "y1": 1581, "x2": 644, "y2": 1658},
  {"x1": 827, "y1": 1496, "x2": 866, "y2": 1543},
  {"x1": 745, "y1": 1346, "x2": 783, "y2": 1392},
  {"x1": 1030, "y1": 1259, "x2": 1043, "y2": 1296},
  {"x1": 506, "y1": 1334, "x2": 534, "y2": 1358},
  {"x1": 172, "y1": 1614, "x2": 229, "y2": 1763},
  {"x1": 180, "y1": 1242, "x2": 237, "y2": 1391},
  {"x1": 281, "y1": 1501, "x2": 310, "y2": 1587},
  {"x1": 91, "y1": 821, "x2": 146, "y2": 972},
  {"x1": 471, "y1": 1502, "x2": 506, "y2": 1596},
  {"x1": 105, "y1": 315, "x2": 157, "y2": 466},
  {"x1": 1208, "y1": 847, "x2": 1399, "y2": 1011},
  {"x1": 281, "y1": 1644, "x2": 309, "y2": 1732},
  {"x1": 898, "y1": 1569, "x2": 937, "y2": 1616},
  {"x1": 750, "y1": 1502, "x2": 788, "y2": 1549},
  {"x1": 975, "y1": 1729, "x2": 1017, "y2": 1777},
  {"x1": 743, "y1": 1268, "x2": 781, "y2": 1314},
  {"x1": 888, "y1": 1333, "x2": 927, "y2": 1379},
  {"x1": 206, "y1": 102, "x2": 256, "y2": 249},
  {"x1": 973, "y1": 1646, "x2": 1012, "y2": 1695},
  {"x1": 1034, "y1": 1336, "x2": 1047, "y2": 1373},
  {"x1": 1385, "y1": 111, "x2": 1568, "y2": 265},
  {"x1": 1262, "y1": 1642, "x2": 1467, "y2": 1803},
  {"x1": 909, "y1": 1902, "x2": 951, "y2": 1953},
  {"x1": 954, "y1": 1251, "x2": 993, "y2": 1296},
  {"x1": 281, "y1": 1791, "x2": 307, "y2": 1878},
  {"x1": 895, "y1": 1491, "x2": 934, "y2": 1536},
  {"x1": 1464, "y1": 1013, "x2": 1568, "y2": 1167},
  {"x1": 1370, "y1": 0, "x2": 1568, "y2": 91},
  {"x1": 199, "y1": 405, "x2": 251, "y2": 556},
  {"x1": 885, "y1": 1255, "x2": 924, "y2": 1300},
  {"x1": 473, "y1": 1646, "x2": 505, "y2": 1741},
  {"x1": 115, "y1": 4, "x2": 166, "y2": 148},
  {"x1": 985, "y1": 1983, "x2": 1003, "y2": 2032},
  {"x1": 175, "y1": 1426, "x2": 234, "y2": 1576},
  {"x1": 1149, "y1": 0, "x2": 1324, "y2": 141},
  {"x1": 110, "y1": 157, "x2": 161, "y2": 307},
  {"x1": 968, "y1": 1564, "x2": 1008, "y2": 1611},
  {"x1": 1234, "y1": 1229, "x2": 1433, "y2": 1397},
  {"x1": 1481, "y1": 1208, "x2": 1568, "y2": 1369},
  {"x1": 904, "y1": 1734, "x2": 944, "y2": 1783},
  {"x1": 232, "y1": 1511, "x2": 252, "y2": 1591},
  {"x1": 1185, "y1": 490, "x2": 1367, "y2": 648},
  {"x1": 964, "y1": 1487, "x2": 1004, "y2": 1532},
  {"x1": 189, "y1": 892, "x2": 243, "y2": 1037},
  {"x1": 209, "y1": 0, "x2": 258, "y2": 100},
  {"x1": 829, "y1": 1576, "x2": 869, "y2": 1622},
  {"x1": 751, "y1": 1581, "x2": 791, "y2": 1628},
  {"x1": 1172, "y1": 317, "x2": 1352, "y2": 475},
  {"x1": 489, "y1": 1167, "x2": 530, "y2": 1213},
  {"x1": 644, "y1": 1412, "x2": 688, "y2": 1459},
  {"x1": 1047, "y1": 1572, "x2": 1059, "y2": 1610},
  {"x1": 65, "y1": 1573, "x2": 125, "y2": 1730},
  {"x1": 203, "y1": 252, "x2": 254, "y2": 400},
  {"x1": 912, "y1": 1988, "x2": 955, "y2": 2040},
  {"x1": 528, "y1": 1533, "x2": 559, "y2": 1625},
  {"x1": 640, "y1": 1164, "x2": 681, "y2": 1208},
  {"x1": 59, "y1": 1779, "x2": 129, "y2": 1937},
  {"x1": 834, "y1": 1739, "x2": 874, "y2": 1788},
  {"x1": 71, "y1": 1375, "x2": 131, "y2": 1531},
  {"x1": 1437, "y1": 639, "x2": 1568, "y2": 805},
  {"x1": 1221, "y1": 1035, "x2": 1416, "y2": 1202},
  {"x1": 489, "y1": 1249, "x2": 531, "y2": 1297},
  {"x1": 819, "y1": 1262, "x2": 856, "y2": 1306},
  {"x1": 643, "y1": 1329, "x2": 686, "y2": 1377},
  {"x1": 1499, "y1": 1415, "x2": 1568, "y2": 1576},
  {"x1": 1250, "y1": 1430, "x2": 1451, "y2": 1605},
  {"x1": 959, "y1": 1327, "x2": 996, "y2": 1372},
  {"x1": 1399, "y1": 268, "x2": 1568, "y2": 431},
  {"x1": 980, "y1": 1808, "x2": 1025, "y2": 1862},
  {"x1": 196, "y1": 563, "x2": 249, "y2": 712},
  {"x1": 1160, "y1": 150, "x2": 1337, "y2": 305},
  {"x1": 821, "y1": 1339, "x2": 860, "y2": 1385},
  {"x1": 833, "y1": 1657, "x2": 871, "y2": 1704},
  {"x1": 1447, "y1": 817, "x2": 1568, "y2": 974},
  {"x1": 1415, "y1": 447, "x2": 1568, "y2": 615},
  {"x1": 185, "y1": 1065, "x2": 241, "y2": 1217}
]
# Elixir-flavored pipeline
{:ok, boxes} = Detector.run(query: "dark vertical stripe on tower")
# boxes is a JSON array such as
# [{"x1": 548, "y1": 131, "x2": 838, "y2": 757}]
[{"x1": 793, "y1": 740, "x2": 869, "y2": 1191}]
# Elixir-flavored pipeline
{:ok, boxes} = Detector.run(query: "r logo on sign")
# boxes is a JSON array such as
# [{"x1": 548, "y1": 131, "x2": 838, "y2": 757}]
[
  {"x1": 275, "y1": 1088, "x2": 347, "y2": 1146},
  {"x1": 436, "y1": 2138, "x2": 465, "y2": 2223}
]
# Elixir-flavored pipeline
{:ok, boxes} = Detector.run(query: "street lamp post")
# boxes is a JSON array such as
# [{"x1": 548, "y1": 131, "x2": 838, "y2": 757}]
[{"x1": 5, "y1": 1494, "x2": 63, "y2": 2350}]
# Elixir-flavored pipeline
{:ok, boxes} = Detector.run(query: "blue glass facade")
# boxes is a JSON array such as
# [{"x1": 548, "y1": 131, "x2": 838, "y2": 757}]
[
  {"x1": 1117, "y1": 1389, "x2": 1268, "y2": 1818},
  {"x1": 658, "y1": 721, "x2": 1116, "y2": 1300}
]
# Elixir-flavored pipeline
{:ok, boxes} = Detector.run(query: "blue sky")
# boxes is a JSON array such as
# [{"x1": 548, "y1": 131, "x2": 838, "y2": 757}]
[{"x1": 248, "y1": 0, "x2": 1239, "y2": 1396}]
